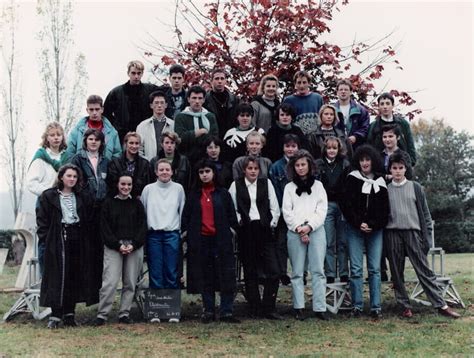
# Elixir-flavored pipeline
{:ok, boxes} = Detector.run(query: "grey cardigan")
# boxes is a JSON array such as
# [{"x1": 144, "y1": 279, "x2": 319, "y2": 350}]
[{"x1": 413, "y1": 181, "x2": 433, "y2": 253}]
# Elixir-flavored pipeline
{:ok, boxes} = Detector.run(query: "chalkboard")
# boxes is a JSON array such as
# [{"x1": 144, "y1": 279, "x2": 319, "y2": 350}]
[{"x1": 144, "y1": 289, "x2": 181, "y2": 320}]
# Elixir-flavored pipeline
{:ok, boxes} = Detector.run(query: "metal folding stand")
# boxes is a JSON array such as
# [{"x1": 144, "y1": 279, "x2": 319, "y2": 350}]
[
  {"x1": 409, "y1": 246, "x2": 465, "y2": 308},
  {"x1": 409, "y1": 224, "x2": 465, "y2": 308},
  {"x1": 3, "y1": 261, "x2": 51, "y2": 321},
  {"x1": 325, "y1": 230, "x2": 351, "y2": 314},
  {"x1": 233, "y1": 230, "x2": 246, "y2": 296},
  {"x1": 3, "y1": 213, "x2": 51, "y2": 322},
  {"x1": 134, "y1": 263, "x2": 148, "y2": 317},
  {"x1": 325, "y1": 281, "x2": 351, "y2": 314}
]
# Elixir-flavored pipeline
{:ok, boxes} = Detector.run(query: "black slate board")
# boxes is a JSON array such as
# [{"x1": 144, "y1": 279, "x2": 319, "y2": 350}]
[{"x1": 144, "y1": 289, "x2": 181, "y2": 320}]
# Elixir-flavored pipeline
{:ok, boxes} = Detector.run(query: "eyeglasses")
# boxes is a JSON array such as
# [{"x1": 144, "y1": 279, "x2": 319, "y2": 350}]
[{"x1": 198, "y1": 169, "x2": 212, "y2": 174}]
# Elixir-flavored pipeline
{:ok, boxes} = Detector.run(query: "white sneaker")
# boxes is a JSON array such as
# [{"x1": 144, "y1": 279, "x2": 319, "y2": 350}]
[
  {"x1": 149, "y1": 317, "x2": 161, "y2": 323},
  {"x1": 169, "y1": 318, "x2": 180, "y2": 323}
]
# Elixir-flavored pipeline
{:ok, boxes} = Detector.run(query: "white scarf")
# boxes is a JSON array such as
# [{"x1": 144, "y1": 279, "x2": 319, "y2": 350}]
[
  {"x1": 349, "y1": 170, "x2": 386, "y2": 194},
  {"x1": 181, "y1": 106, "x2": 210, "y2": 132}
]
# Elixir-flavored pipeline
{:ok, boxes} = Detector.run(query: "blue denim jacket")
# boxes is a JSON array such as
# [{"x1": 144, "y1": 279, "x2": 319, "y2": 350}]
[
  {"x1": 70, "y1": 150, "x2": 109, "y2": 202},
  {"x1": 269, "y1": 157, "x2": 289, "y2": 207}
]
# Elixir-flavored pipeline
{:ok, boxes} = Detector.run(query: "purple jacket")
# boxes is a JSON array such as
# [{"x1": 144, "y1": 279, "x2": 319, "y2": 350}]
[{"x1": 334, "y1": 99, "x2": 369, "y2": 150}]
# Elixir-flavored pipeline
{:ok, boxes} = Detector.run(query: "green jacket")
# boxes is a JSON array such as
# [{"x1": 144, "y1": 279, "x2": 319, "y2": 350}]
[
  {"x1": 174, "y1": 109, "x2": 219, "y2": 163},
  {"x1": 367, "y1": 114, "x2": 417, "y2": 166}
]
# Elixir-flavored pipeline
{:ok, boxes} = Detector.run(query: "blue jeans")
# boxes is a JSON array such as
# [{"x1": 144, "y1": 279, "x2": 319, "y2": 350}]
[
  {"x1": 287, "y1": 227, "x2": 327, "y2": 312},
  {"x1": 147, "y1": 230, "x2": 180, "y2": 289},
  {"x1": 346, "y1": 224, "x2": 383, "y2": 312},
  {"x1": 38, "y1": 241, "x2": 45, "y2": 276},
  {"x1": 324, "y1": 202, "x2": 348, "y2": 279}
]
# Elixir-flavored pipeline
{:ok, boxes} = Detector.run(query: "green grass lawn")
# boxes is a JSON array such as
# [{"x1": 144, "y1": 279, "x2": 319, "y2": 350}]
[{"x1": 0, "y1": 253, "x2": 472, "y2": 357}]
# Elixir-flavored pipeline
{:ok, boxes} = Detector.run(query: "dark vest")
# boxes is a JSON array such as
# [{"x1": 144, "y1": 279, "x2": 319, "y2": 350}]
[{"x1": 235, "y1": 178, "x2": 272, "y2": 227}]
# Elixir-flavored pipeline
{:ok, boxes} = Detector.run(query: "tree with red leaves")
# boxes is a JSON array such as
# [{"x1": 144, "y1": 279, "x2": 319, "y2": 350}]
[{"x1": 144, "y1": 0, "x2": 420, "y2": 118}]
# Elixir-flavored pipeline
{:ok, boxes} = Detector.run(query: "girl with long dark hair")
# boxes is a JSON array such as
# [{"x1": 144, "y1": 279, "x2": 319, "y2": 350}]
[
  {"x1": 37, "y1": 164, "x2": 98, "y2": 329},
  {"x1": 182, "y1": 159, "x2": 240, "y2": 323}
]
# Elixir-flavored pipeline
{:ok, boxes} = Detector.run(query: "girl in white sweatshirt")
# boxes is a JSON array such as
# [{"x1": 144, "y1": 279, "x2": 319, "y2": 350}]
[
  {"x1": 26, "y1": 122, "x2": 67, "y2": 273},
  {"x1": 27, "y1": 122, "x2": 67, "y2": 197},
  {"x1": 282, "y1": 150, "x2": 328, "y2": 321}
]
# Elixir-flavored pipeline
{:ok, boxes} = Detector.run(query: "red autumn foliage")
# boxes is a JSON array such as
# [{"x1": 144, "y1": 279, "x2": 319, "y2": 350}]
[{"x1": 145, "y1": 0, "x2": 419, "y2": 118}]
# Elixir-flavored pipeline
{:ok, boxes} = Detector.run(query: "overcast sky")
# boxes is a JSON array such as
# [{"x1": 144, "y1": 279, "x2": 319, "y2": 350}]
[{"x1": 0, "y1": 0, "x2": 472, "y2": 225}]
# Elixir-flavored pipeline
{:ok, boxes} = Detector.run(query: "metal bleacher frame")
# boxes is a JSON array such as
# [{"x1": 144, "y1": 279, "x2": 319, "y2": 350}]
[
  {"x1": 409, "y1": 222, "x2": 465, "y2": 308},
  {"x1": 3, "y1": 213, "x2": 51, "y2": 322},
  {"x1": 325, "y1": 280, "x2": 351, "y2": 314}
]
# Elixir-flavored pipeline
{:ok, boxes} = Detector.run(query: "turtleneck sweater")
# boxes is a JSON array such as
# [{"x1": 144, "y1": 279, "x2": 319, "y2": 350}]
[{"x1": 140, "y1": 179, "x2": 185, "y2": 231}]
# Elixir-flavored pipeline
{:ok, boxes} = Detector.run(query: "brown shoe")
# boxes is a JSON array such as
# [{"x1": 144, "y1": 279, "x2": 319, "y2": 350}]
[{"x1": 438, "y1": 307, "x2": 461, "y2": 319}]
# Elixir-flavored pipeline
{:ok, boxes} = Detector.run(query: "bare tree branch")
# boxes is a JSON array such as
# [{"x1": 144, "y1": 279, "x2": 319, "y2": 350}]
[
  {"x1": 36, "y1": 0, "x2": 88, "y2": 134},
  {"x1": 0, "y1": 0, "x2": 26, "y2": 219}
]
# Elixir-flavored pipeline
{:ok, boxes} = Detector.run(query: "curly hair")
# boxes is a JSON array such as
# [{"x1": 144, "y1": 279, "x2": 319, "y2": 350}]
[{"x1": 351, "y1": 144, "x2": 383, "y2": 174}]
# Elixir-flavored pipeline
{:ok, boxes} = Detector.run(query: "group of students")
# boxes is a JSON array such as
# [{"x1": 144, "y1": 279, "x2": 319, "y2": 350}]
[{"x1": 26, "y1": 62, "x2": 461, "y2": 329}]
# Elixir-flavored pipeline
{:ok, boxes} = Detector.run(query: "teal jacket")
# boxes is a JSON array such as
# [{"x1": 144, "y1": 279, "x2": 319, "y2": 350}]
[{"x1": 65, "y1": 117, "x2": 122, "y2": 162}]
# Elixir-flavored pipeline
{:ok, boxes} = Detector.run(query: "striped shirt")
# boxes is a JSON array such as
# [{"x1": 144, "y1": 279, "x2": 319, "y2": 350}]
[{"x1": 59, "y1": 191, "x2": 79, "y2": 224}]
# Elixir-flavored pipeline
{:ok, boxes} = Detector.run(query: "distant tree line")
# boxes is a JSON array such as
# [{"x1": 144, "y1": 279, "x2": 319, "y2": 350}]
[{"x1": 412, "y1": 118, "x2": 474, "y2": 253}]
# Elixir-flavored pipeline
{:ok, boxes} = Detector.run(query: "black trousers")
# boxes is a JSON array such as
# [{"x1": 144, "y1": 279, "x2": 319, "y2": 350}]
[
  {"x1": 239, "y1": 221, "x2": 279, "y2": 314},
  {"x1": 385, "y1": 229, "x2": 445, "y2": 309},
  {"x1": 275, "y1": 217, "x2": 289, "y2": 276},
  {"x1": 51, "y1": 225, "x2": 82, "y2": 319},
  {"x1": 200, "y1": 235, "x2": 234, "y2": 316}
]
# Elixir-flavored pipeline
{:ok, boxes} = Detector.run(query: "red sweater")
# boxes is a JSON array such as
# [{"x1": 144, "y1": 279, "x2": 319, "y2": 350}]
[
  {"x1": 200, "y1": 183, "x2": 216, "y2": 236},
  {"x1": 87, "y1": 119, "x2": 104, "y2": 131}
]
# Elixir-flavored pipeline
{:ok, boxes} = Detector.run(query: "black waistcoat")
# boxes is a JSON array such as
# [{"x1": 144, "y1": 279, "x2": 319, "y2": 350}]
[{"x1": 235, "y1": 178, "x2": 272, "y2": 227}]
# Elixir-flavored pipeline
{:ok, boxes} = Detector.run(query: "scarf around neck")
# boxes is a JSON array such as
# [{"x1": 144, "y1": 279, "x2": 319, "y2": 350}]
[
  {"x1": 294, "y1": 175, "x2": 315, "y2": 196},
  {"x1": 349, "y1": 170, "x2": 386, "y2": 194},
  {"x1": 181, "y1": 106, "x2": 210, "y2": 132}
]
